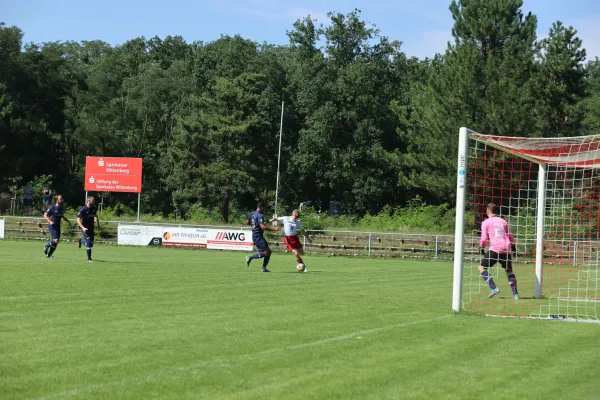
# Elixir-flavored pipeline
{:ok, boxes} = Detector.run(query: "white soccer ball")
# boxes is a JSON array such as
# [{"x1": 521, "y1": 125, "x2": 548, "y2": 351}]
[{"x1": 296, "y1": 263, "x2": 306, "y2": 272}]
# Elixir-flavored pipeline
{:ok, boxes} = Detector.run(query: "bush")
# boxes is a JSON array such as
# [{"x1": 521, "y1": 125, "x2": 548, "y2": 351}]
[
  {"x1": 98, "y1": 204, "x2": 136, "y2": 220},
  {"x1": 0, "y1": 193, "x2": 11, "y2": 213},
  {"x1": 73, "y1": 196, "x2": 456, "y2": 234},
  {"x1": 355, "y1": 197, "x2": 454, "y2": 233},
  {"x1": 185, "y1": 203, "x2": 215, "y2": 223},
  {"x1": 297, "y1": 207, "x2": 326, "y2": 231}
]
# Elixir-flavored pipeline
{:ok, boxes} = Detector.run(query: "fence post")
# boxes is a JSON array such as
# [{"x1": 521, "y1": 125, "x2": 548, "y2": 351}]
[
  {"x1": 435, "y1": 236, "x2": 439, "y2": 260},
  {"x1": 303, "y1": 234, "x2": 306, "y2": 249},
  {"x1": 573, "y1": 241, "x2": 578, "y2": 267},
  {"x1": 368, "y1": 233, "x2": 372, "y2": 257}
]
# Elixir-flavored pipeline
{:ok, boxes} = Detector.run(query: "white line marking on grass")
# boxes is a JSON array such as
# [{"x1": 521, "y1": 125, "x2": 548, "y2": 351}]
[
  {"x1": 0, "y1": 281, "x2": 271, "y2": 301},
  {"x1": 31, "y1": 314, "x2": 451, "y2": 400},
  {"x1": 0, "y1": 277, "x2": 406, "y2": 302}
]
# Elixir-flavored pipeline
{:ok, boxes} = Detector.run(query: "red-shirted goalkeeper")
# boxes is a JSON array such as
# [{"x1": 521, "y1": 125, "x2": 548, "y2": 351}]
[{"x1": 270, "y1": 209, "x2": 311, "y2": 271}]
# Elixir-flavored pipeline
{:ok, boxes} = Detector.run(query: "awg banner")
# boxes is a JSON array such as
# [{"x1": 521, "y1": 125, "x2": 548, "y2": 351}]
[
  {"x1": 117, "y1": 225, "x2": 253, "y2": 251},
  {"x1": 207, "y1": 230, "x2": 252, "y2": 251}
]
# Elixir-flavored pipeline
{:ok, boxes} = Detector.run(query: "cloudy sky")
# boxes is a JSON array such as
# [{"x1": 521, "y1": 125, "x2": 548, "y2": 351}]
[{"x1": 4, "y1": 0, "x2": 600, "y2": 60}]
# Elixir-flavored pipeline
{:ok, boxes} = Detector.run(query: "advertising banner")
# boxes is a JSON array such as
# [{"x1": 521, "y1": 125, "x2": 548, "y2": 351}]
[
  {"x1": 117, "y1": 225, "x2": 163, "y2": 246},
  {"x1": 85, "y1": 156, "x2": 143, "y2": 193},
  {"x1": 161, "y1": 227, "x2": 208, "y2": 248},
  {"x1": 117, "y1": 225, "x2": 254, "y2": 251},
  {"x1": 207, "y1": 230, "x2": 253, "y2": 251},
  {"x1": 0, "y1": 219, "x2": 4, "y2": 239}
]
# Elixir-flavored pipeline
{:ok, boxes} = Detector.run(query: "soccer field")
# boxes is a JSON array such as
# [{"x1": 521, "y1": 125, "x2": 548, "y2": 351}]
[{"x1": 1, "y1": 242, "x2": 599, "y2": 399}]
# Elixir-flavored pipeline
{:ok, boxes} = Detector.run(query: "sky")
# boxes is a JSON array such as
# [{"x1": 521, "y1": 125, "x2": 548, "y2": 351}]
[{"x1": 3, "y1": 0, "x2": 600, "y2": 60}]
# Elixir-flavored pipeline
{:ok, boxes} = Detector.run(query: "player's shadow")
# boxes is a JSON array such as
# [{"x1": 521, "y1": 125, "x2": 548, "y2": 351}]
[
  {"x1": 281, "y1": 270, "x2": 324, "y2": 274},
  {"x1": 86, "y1": 260, "x2": 139, "y2": 264}
]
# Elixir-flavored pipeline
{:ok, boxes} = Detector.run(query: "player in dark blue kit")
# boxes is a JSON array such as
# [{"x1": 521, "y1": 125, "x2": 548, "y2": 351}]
[
  {"x1": 77, "y1": 196, "x2": 100, "y2": 263},
  {"x1": 245, "y1": 202, "x2": 280, "y2": 272},
  {"x1": 43, "y1": 195, "x2": 71, "y2": 259}
]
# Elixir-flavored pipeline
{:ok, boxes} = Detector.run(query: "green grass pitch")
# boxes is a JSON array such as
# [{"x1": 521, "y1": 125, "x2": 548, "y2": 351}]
[{"x1": 1, "y1": 241, "x2": 599, "y2": 399}]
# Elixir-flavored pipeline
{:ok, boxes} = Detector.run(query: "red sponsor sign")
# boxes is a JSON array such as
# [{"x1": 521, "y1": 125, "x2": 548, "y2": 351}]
[{"x1": 84, "y1": 156, "x2": 142, "y2": 193}]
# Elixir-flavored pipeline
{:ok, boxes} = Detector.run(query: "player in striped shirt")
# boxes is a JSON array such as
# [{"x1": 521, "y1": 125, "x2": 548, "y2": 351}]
[
  {"x1": 270, "y1": 209, "x2": 310, "y2": 272},
  {"x1": 479, "y1": 203, "x2": 519, "y2": 299}
]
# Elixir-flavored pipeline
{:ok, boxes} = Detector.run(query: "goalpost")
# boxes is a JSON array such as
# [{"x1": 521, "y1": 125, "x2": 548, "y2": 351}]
[{"x1": 453, "y1": 127, "x2": 600, "y2": 323}]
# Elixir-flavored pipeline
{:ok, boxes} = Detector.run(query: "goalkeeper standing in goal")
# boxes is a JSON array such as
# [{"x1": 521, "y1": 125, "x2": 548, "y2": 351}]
[{"x1": 479, "y1": 203, "x2": 519, "y2": 299}]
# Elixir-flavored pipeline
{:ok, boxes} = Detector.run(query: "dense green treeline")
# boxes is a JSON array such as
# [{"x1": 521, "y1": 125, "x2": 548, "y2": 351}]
[{"x1": 1, "y1": 1, "x2": 598, "y2": 221}]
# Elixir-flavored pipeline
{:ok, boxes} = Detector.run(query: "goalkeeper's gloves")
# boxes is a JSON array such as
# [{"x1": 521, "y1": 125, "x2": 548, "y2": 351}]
[{"x1": 480, "y1": 248, "x2": 485, "y2": 256}]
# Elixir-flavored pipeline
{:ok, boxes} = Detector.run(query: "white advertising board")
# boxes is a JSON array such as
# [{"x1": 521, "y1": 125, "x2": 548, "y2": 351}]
[
  {"x1": 117, "y1": 225, "x2": 163, "y2": 246},
  {"x1": 206, "y1": 229, "x2": 253, "y2": 251},
  {"x1": 0, "y1": 219, "x2": 4, "y2": 239},
  {"x1": 117, "y1": 225, "x2": 253, "y2": 251},
  {"x1": 161, "y1": 227, "x2": 208, "y2": 248}
]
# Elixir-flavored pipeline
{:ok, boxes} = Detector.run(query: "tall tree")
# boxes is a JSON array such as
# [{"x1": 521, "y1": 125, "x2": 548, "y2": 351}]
[
  {"x1": 168, "y1": 73, "x2": 272, "y2": 222},
  {"x1": 286, "y1": 10, "x2": 407, "y2": 214},
  {"x1": 398, "y1": 0, "x2": 539, "y2": 202},
  {"x1": 534, "y1": 21, "x2": 586, "y2": 137},
  {"x1": 0, "y1": 24, "x2": 71, "y2": 191},
  {"x1": 580, "y1": 59, "x2": 600, "y2": 134}
]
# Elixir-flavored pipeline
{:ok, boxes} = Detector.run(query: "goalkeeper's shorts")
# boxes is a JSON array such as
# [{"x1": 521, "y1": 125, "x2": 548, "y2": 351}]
[{"x1": 481, "y1": 250, "x2": 512, "y2": 270}]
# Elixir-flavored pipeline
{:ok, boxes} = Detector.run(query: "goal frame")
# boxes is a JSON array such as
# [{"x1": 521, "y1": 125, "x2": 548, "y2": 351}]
[{"x1": 452, "y1": 127, "x2": 549, "y2": 312}]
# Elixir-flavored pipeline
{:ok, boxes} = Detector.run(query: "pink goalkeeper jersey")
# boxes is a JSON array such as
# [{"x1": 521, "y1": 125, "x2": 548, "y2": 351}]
[{"x1": 480, "y1": 216, "x2": 515, "y2": 254}]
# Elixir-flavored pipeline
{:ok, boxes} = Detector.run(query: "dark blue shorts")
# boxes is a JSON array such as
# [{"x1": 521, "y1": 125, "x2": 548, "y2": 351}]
[
  {"x1": 253, "y1": 235, "x2": 270, "y2": 252},
  {"x1": 481, "y1": 250, "x2": 512, "y2": 271},
  {"x1": 82, "y1": 229, "x2": 95, "y2": 248},
  {"x1": 48, "y1": 225, "x2": 61, "y2": 240}
]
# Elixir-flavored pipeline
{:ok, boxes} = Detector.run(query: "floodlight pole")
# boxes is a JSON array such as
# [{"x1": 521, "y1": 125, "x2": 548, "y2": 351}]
[
  {"x1": 274, "y1": 101, "x2": 284, "y2": 221},
  {"x1": 452, "y1": 127, "x2": 469, "y2": 312}
]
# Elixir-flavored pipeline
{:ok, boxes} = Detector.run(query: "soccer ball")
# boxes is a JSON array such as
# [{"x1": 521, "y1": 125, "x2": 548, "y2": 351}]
[{"x1": 296, "y1": 263, "x2": 306, "y2": 272}]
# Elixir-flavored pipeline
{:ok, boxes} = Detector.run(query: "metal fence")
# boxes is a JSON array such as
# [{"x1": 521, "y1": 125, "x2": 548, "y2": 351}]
[
  {"x1": 298, "y1": 229, "x2": 460, "y2": 260},
  {"x1": 5, "y1": 215, "x2": 597, "y2": 264},
  {"x1": 0, "y1": 215, "x2": 470, "y2": 260}
]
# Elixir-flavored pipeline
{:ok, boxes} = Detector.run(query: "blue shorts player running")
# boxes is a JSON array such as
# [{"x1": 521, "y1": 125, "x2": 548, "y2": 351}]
[
  {"x1": 77, "y1": 196, "x2": 100, "y2": 263},
  {"x1": 245, "y1": 202, "x2": 280, "y2": 272},
  {"x1": 43, "y1": 194, "x2": 71, "y2": 259}
]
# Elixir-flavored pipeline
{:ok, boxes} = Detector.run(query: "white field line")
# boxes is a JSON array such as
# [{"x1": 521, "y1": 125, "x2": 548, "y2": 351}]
[
  {"x1": 0, "y1": 282, "x2": 269, "y2": 302},
  {"x1": 0, "y1": 276, "x2": 413, "y2": 302},
  {"x1": 30, "y1": 315, "x2": 451, "y2": 400}
]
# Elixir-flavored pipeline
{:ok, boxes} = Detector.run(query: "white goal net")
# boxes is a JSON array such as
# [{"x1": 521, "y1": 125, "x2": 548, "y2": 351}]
[{"x1": 453, "y1": 128, "x2": 600, "y2": 323}]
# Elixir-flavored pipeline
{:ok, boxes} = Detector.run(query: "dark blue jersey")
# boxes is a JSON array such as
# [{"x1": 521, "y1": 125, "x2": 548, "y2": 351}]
[
  {"x1": 77, "y1": 204, "x2": 97, "y2": 230},
  {"x1": 45, "y1": 205, "x2": 66, "y2": 228},
  {"x1": 249, "y1": 210, "x2": 265, "y2": 237}
]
